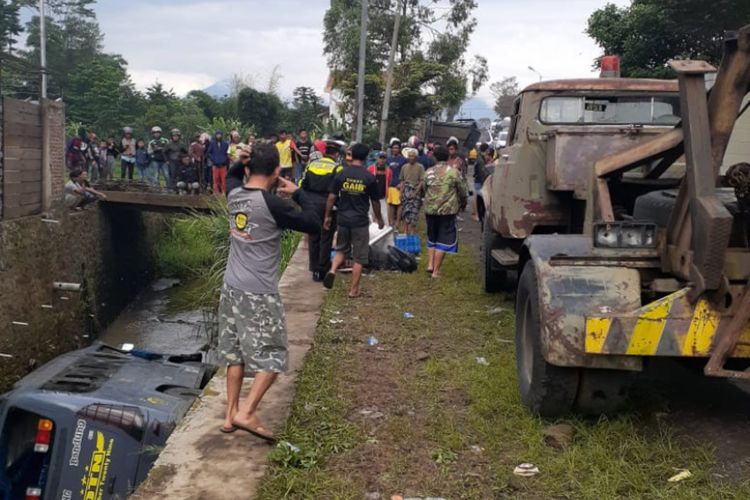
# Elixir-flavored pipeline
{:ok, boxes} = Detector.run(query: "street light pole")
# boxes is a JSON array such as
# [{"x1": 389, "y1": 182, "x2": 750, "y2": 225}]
[
  {"x1": 528, "y1": 65, "x2": 542, "y2": 82},
  {"x1": 39, "y1": 0, "x2": 47, "y2": 99},
  {"x1": 379, "y1": 1, "x2": 402, "y2": 147},
  {"x1": 355, "y1": 0, "x2": 368, "y2": 142}
]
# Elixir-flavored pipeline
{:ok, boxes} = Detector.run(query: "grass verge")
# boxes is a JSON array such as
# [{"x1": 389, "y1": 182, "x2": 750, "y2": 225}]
[
  {"x1": 155, "y1": 202, "x2": 301, "y2": 343},
  {"x1": 256, "y1": 232, "x2": 750, "y2": 499}
]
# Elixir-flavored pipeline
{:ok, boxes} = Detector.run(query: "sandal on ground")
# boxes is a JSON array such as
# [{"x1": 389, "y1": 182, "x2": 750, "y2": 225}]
[
  {"x1": 323, "y1": 272, "x2": 336, "y2": 290},
  {"x1": 219, "y1": 425, "x2": 237, "y2": 434},
  {"x1": 425, "y1": 268, "x2": 434, "y2": 274},
  {"x1": 232, "y1": 421, "x2": 276, "y2": 443}
]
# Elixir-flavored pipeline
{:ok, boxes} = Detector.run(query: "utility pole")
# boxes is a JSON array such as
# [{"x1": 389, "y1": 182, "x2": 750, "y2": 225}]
[
  {"x1": 39, "y1": 0, "x2": 47, "y2": 99},
  {"x1": 355, "y1": 0, "x2": 368, "y2": 142},
  {"x1": 378, "y1": 3, "x2": 401, "y2": 146}
]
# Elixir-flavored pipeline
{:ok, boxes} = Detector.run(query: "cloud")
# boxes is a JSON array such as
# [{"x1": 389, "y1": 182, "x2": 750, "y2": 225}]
[{"x1": 93, "y1": 0, "x2": 629, "y2": 104}]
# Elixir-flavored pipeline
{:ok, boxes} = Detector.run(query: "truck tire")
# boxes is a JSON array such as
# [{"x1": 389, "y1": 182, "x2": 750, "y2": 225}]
[
  {"x1": 481, "y1": 221, "x2": 506, "y2": 293},
  {"x1": 633, "y1": 190, "x2": 677, "y2": 227},
  {"x1": 515, "y1": 262, "x2": 580, "y2": 417},
  {"x1": 575, "y1": 368, "x2": 632, "y2": 416}
]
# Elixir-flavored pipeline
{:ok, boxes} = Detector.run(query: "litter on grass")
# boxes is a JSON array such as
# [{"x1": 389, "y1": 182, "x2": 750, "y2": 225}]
[
  {"x1": 367, "y1": 336, "x2": 380, "y2": 346},
  {"x1": 486, "y1": 306, "x2": 506, "y2": 315},
  {"x1": 282, "y1": 441, "x2": 301, "y2": 453},
  {"x1": 668, "y1": 469, "x2": 692, "y2": 483},
  {"x1": 513, "y1": 463, "x2": 540, "y2": 477},
  {"x1": 476, "y1": 357, "x2": 490, "y2": 366},
  {"x1": 404, "y1": 312, "x2": 415, "y2": 319},
  {"x1": 329, "y1": 318, "x2": 344, "y2": 325},
  {"x1": 469, "y1": 445, "x2": 485, "y2": 454}
]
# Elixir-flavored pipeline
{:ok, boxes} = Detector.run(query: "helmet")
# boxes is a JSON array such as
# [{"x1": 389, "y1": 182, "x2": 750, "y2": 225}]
[
  {"x1": 122, "y1": 126, "x2": 133, "y2": 134},
  {"x1": 389, "y1": 137, "x2": 401, "y2": 147},
  {"x1": 324, "y1": 138, "x2": 346, "y2": 155},
  {"x1": 408, "y1": 135, "x2": 420, "y2": 147},
  {"x1": 151, "y1": 126, "x2": 162, "y2": 134},
  {"x1": 171, "y1": 128, "x2": 182, "y2": 137},
  {"x1": 331, "y1": 131, "x2": 346, "y2": 142}
]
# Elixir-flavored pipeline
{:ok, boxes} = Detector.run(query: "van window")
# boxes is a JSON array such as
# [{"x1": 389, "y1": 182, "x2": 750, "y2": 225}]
[
  {"x1": 540, "y1": 95, "x2": 681, "y2": 125},
  {"x1": 0, "y1": 409, "x2": 56, "y2": 499}
]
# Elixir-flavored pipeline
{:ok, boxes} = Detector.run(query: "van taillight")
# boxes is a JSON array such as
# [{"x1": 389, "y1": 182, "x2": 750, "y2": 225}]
[
  {"x1": 25, "y1": 486, "x2": 42, "y2": 499},
  {"x1": 33, "y1": 419, "x2": 53, "y2": 453}
]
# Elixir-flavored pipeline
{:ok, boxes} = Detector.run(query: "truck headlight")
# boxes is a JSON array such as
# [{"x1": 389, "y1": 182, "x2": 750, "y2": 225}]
[{"x1": 594, "y1": 222, "x2": 657, "y2": 248}]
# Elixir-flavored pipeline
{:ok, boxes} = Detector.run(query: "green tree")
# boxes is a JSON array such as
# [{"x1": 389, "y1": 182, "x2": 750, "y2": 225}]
[
  {"x1": 587, "y1": 0, "x2": 750, "y2": 78},
  {"x1": 23, "y1": 0, "x2": 102, "y2": 96},
  {"x1": 65, "y1": 53, "x2": 138, "y2": 137},
  {"x1": 0, "y1": 0, "x2": 22, "y2": 51},
  {"x1": 237, "y1": 87, "x2": 285, "y2": 137},
  {"x1": 187, "y1": 90, "x2": 222, "y2": 121},
  {"x1": 323, "y1": 0, "x2": 485, "y2": 137},
  {"x1": 490, "y1": 76, "x2": 519, "y2": 118},
  {"x1": 287, "y1": 86, "x2": 325, "y2": 133}
]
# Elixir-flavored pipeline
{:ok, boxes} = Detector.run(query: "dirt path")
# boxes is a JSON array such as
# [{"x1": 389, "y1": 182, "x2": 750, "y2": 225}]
[{"x1": 256, "y1": 211, "x2": 750, "y2": 499}]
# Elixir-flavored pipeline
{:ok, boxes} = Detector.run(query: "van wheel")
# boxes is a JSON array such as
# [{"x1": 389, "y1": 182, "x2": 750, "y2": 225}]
[
  {"x1": 575, "y1": 369, "x2": 632, "y2": 416},
  {"x1": 516, "y1": 262, "x2": 580, "y2": 417},
  {"x1": 481, "y1": 222, "x2": 507, "y2": 293}
]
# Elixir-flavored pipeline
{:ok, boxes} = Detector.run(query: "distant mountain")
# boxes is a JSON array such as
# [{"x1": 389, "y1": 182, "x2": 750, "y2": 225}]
[
  {"x1": 203, "y1": 80, "x2": 232, "y2": 98},
  {"x1": 457, "y1": 96, "x2": 496, "y2": 120}
]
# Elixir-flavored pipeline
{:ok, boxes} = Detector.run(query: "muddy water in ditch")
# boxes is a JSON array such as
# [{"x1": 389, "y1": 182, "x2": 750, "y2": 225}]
[{"x1": 98, "y1": 278, "x2": 211, "y2": 354}]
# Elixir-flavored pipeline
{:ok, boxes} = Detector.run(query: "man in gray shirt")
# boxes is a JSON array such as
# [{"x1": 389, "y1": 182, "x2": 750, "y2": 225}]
[{"x1": 218, "y1": 143, "x2": 320, "y2": 441}]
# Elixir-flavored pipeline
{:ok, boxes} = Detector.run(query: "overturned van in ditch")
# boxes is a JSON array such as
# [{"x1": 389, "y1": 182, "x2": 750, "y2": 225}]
[{"x1": 0, "y1": 343, "x2": 213, "y2": 499}]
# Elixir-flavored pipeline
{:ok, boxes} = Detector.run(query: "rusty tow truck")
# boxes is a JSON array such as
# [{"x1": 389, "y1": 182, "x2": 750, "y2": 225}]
[{"x1": 481, "y1": 26, "x2": 750, "y2": 417}]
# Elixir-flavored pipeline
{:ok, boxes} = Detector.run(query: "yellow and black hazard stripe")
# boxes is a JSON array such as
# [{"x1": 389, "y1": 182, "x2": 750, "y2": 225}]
[{"x1": 585, "y1": 288, "x2": 750, "y2": 358}]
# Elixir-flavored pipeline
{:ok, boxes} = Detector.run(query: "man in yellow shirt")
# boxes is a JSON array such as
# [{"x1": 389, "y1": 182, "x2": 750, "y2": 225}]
[{"x1": 276, "y1": 130, "x2": 294, "y2": 179}]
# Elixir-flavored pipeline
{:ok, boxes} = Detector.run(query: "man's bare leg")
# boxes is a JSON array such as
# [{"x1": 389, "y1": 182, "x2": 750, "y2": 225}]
[
  {"x1": 472, "y1": 196, "x2": 480, "y2": 222},
  {"x1": 427, "y1": 248, "x2": 435, "y2": 272},
  {"x1": 432, "y1": 250, "x2": 446, "y2": 278},
  {"x1": 388, "y1": 204, "x2": 397, "y2": 227},
  {"x1": 233, "y1": 371, "x2": 279, "y2": 434},
  {"x1": 350, "y1": 262, "x2": 363, "y2": 297},
  {"x1": 329, "y1": 250, "x2": 347, "y2": 275},
  {"x1": 224, "y1": 364, "x2": 244, "y2": 430}
]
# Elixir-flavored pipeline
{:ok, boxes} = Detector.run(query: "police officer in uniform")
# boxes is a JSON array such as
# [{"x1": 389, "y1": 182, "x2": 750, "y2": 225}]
[{"x1": 301, "y1": 138, "x2": 345, "y2": 281}]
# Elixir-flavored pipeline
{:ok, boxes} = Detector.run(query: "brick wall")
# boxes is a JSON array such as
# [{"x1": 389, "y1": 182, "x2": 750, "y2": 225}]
[{"x1": 44, "y1": 100, "x2": 66, "y2": 205}]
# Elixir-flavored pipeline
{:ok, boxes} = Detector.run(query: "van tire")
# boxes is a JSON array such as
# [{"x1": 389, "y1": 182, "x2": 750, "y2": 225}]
[{"x1": 515, "y1": 262, "x2": 580, "y2": 417}]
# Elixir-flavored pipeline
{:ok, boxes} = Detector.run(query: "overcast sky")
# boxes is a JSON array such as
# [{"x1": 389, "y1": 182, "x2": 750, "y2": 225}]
[{"x1": 90, "y1": 0, "x2": 628, "y2": 105}]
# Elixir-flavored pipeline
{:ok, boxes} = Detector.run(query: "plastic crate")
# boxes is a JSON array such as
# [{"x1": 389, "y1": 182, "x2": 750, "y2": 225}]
[{"x1": 395, "y1": 234, "x2": 421, "y2": 255}]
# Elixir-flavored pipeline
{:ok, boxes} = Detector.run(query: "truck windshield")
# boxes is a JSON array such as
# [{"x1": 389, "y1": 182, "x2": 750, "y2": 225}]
[
  {"x1": 0, "y1": 408, "x2": 56, "y2": 500},
  {"x1": 540, "y1": 95, "x2": 681, "y2": 125}
]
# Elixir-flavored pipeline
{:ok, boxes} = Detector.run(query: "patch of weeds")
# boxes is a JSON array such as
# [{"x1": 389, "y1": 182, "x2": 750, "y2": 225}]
[{"x1": 429, "y1": 447, "x2": 458, "y2": 466}]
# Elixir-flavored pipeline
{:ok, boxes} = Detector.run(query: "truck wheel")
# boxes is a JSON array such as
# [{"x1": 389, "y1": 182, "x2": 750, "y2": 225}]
[
  {"x1": 575, "y1": 369, "x2": 632, "y2": 416},
  {"x1": 515, "y1": 262, "x2": 580, "y2": 417},
  {"x1": 481, "y1": 222, "x2": 507, "y2": 293}
]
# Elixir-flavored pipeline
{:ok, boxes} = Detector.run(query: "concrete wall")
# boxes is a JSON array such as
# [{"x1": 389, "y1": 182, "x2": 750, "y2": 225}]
[{"x1": 0, "y1": 206, "x2": 166, "y2": 391}]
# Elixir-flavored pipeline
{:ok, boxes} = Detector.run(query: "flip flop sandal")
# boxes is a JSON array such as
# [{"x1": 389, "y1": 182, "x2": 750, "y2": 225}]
[
  {"x1": 233, "y1": 422, "x2": 276, "y2": 443},
  {"x1": 323, "y1": 272, "x2": 336, "y2": 290},
  {"x1": 220, "y1": 425, "x2": 237, "y2": 434},
  {"x1": 425, "y1": 268, "x2": 434, "y2": 274}
]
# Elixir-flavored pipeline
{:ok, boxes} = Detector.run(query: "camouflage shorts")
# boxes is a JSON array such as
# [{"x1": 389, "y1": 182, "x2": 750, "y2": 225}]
[{"x1": 217, "y1": 283, "x2": 288, "y2": 373}]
